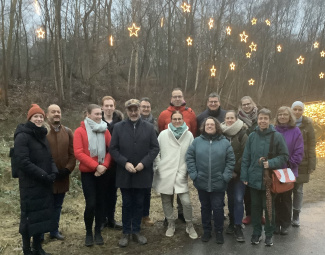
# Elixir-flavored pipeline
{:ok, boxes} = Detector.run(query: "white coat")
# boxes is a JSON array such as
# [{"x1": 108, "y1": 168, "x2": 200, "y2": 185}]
[{"x1": 153, "y1": 125, "x2": 194, "y2": 195}]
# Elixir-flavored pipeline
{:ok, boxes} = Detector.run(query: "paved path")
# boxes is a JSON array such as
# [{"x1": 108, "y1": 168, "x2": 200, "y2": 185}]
[{"x1": 166, "y1": 201, "x2": 325, "y2": 255}]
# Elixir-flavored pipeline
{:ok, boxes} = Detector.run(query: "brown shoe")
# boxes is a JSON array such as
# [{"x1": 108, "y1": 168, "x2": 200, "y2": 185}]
[{"x1": 142, "y1": 216, "x2": 154, "y2": 226}]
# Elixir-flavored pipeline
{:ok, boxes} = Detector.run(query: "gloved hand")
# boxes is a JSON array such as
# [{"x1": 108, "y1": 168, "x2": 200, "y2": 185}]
[
  {"x1": 47, "y1": 173, "x2": 57, "y2": 183},
  {"x1": 57, "y1": 168, "x2": 71, "y2": 180}
]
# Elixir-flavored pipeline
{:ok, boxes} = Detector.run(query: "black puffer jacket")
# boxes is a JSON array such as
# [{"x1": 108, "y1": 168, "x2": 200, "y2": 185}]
[{"x1": 14, "y1": 121, "x2": 58, "y2": 236}]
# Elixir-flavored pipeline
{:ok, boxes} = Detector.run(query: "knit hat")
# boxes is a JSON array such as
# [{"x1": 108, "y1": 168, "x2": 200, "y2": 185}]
[
  {"x1": 291, "y1": 101, "x2": 304, "y2": 110},
  {"x1": 27, "y1": 104, "x2": 45, "y2": 120}
]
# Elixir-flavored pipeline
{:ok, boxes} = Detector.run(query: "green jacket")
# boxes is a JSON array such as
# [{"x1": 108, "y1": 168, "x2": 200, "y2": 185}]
[
  {"x1": 186, "y1": 134, "x2": 235, "y2": 192},
  {"x1": 240, "y1": 125, "x2": 289, "y2": 190}
]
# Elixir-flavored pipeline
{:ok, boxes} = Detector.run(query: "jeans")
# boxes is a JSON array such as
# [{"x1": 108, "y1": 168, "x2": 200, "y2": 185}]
[
  {"x1": 81, "y1": 172, "x2": 106, "y2": 232},
  {"x1": 50, "y1": 193, "x2": 65, "y2": 236},
  {"x1": 293, "y1": 182, "x2": 304, "y2": 212},
  {"x1": 143, "y1": 188, "x2": 152, "y2": 217},
  {"x1": 197, "y1": 190, "x2": 225, "y2": 233},
  {"x1": 275, "y1": 189, "x2": 293, "y2": 228},
  {"x1": 227, "y1": 178, "x2": 246, "y2": 225},
  {"x1": 244, "y1": 186, "x2": 251, "y2": 216},
  {"x1": 250, "y1": 188, "x2": 275, "y2": 237},
  {"x1": 120, "y1": 188, "x2": 146, "y2": 234},
  {"x1": 102, "y1": 168, "x2": 118, "y2": 222},
  {"x1": 161, "y1": 192, "x2": 193, "y2": 222}
]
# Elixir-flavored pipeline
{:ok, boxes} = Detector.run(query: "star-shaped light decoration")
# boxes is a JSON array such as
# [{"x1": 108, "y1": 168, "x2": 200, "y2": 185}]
[
  {"x1": 181, "y1": 2, "x2": 191, "y2": 13},
  {"x1": 251, "y1": 18, "x2": 257, "y2": 25},
  {"x1": 210, "y1": 65, "x2": 216, "y2": 77},
  {"x1": 226, "y1": 26, "x2": 232, "y2": 35},
  {"x1": 240, "y1": 31, "x2": 248, "y2": 43},
  {"x1": 208, "y1": 18, "x2": 214, "y2": 29},
  {"x1": 321, "y1": 51, "x2": 325, "y2": 57},
  {"x1": 265, "y1": 19, "x2": 271, "y2": 26},
  {"x1": 246, "y1": 52, "x2": 251, "y2": 58},
  {"x1": 109, "y1": 35, "x2": 113, "y2": 46},
  {"x1": 314, "y1": 42, "x2": 319, "y2": 49},
  {"x1": 297, "y1": 56, "x2": 304, "y2": 64},
  {"x1": 186, "y1": 37, "x2": 193, "y2": 46},
  {"x1": 128, "y1": 23, "x2": 140, "y2": 37},
  {"x1": 248, "y1": 79, "x2": 255, "y2": 86},
  {"x1": 36, "y1": 28, "x2": 45, "y2": 39},
  {"x1": 230, "y1": 62, "x2": 236, "y2": 70},
  {"x1": 277, "y1": 45, "x2": 282, "y2": 52},
  {"x1": 249, "y1": 42, "x2": 257, "y2": 52},
  {"x1": 320, "y1": 72, "x2": 324, "y2": 79}
]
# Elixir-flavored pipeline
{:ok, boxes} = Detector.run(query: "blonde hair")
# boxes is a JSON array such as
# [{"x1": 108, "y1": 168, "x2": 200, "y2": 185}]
[{"x1": 275, "y1": 106, "x2": 296, "y2": 127}]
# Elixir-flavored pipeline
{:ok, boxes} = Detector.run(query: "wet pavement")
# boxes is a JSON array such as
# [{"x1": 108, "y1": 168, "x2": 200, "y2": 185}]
[{"x1": 166, "y1": 201, "x2": 325, "y2": 255}]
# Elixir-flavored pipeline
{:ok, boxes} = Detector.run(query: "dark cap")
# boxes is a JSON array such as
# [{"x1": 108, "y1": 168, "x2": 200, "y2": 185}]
[{"x1": 125, "y1": 99, "x2": 140, "y2": 108}]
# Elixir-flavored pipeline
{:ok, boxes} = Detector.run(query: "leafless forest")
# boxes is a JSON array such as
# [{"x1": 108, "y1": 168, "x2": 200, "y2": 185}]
[{"x1": 0, "y1": 0, "x2": 325, "y2": 110}]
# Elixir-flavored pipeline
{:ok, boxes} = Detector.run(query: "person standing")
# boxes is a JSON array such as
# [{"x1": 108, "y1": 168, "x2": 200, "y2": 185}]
[
  {"x1": 110, "y1": 99, "x2": 159, "y2": 247},
  {"x1": 74, "y1": 104, "x2": 112, "y2": 247},
  {"x1": 46, "y1": 104, "x2": 76, "y2": 240},
  {"x1": 101, "y1": 96, "x2": 123, "y2": 230},
  {"x1": 14, "y1": 104, "x2": 58, "y2": 255},
  {"x1": 291, "y1": 101, "x2": 316, "y2": 227}
]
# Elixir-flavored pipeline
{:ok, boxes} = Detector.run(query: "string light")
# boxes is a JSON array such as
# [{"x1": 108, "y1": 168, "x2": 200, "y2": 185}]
[
  {"x1": 181, "y1": 2, "x2": 191, "y2": 13},
  {"x1": 249, "y1": 42, "x2": 257, "y2": 52},
  {"x1": 248, "y1": 79, "x2": 255, "y2": 86},
  {"x1": 251, "y1": 18, "x2": 257, "y2": 25},
  {"x1": 226, "y1": 26, "x2": 232, "y2": 35},
  {"x1": 34, "y1": 0, "x2": 41, "y2": 16},
  {"x1": 265, "y1": 19, "x2": 271, "y2": 26},
  {"x1": 109, "y1": 35, "x2": 113, "y2": 46},
  {"x1": 210, "y1": 65, "x2": 216, "y2": 77},
  {"x1": 230, "y1": 62, "x2": 235, "y2": 70},
  {"x1": 36, "y1": 28, "x2": 45, "y2": 39},
  {"x1": 128, "y1": 23, "x2": 140, "y2": 37},
  {"x1": 297, "y1": 56, "x2": 304, "y2": 64},
  {"x1": 186, "y1": 37, "x2": 193, "y2": 46},
  {"x1": 161, "y1": 17, "x2": 164, "y2": 27},
  {"x1": 240, "y1": 31, "x2": 248, "y2": 43},
  {"x1": 208, "y1": 18, "x2": 214, "y2": 29}
]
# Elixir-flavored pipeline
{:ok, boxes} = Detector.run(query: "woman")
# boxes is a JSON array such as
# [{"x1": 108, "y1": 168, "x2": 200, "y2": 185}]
[
  {"x1": 186, "y1": 117, "x2": 235, "y2": 244},
  {"x1": 274, "y1": 106, "x2": 304, "y2": 235},
  {"x1": 220, "y1": 110, "x2": 248, "y2": 242},
  {"x1": 153, "y1": 111, "x2": 197, "y2": 239},
  {"x1": 238, "y1": 96, "x2": 258, "y2": 225},
  {"x1": 14, "y1": 104, "x2": 58, "y2": 255},
  {"x1": 241, "y1": 108, "x2": 289, "y2": 247},
  {"x1": 291, "y1": 101, "x2": 316, "y2": 227},
  {"x1": 74, "y1": 104, "x2": 111, "y2": 247}
]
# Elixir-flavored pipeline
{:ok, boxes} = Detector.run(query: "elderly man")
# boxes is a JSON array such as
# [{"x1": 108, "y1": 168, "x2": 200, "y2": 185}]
[
  {"x1": 110, "y1": 99, "x2": 159, "y2": 247},
  {"x1": 46, "y1": 104, "x2": 76, "y2": 240}
]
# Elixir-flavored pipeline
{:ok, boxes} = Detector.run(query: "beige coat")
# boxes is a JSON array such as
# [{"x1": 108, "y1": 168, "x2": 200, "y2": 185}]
[{"x1": 153, "y1": 125, "x2": 194, "y2": 195}]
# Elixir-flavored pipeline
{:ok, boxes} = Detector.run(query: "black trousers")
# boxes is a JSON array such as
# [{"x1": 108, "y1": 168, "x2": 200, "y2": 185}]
[
  {"x1": 275, "y1": 189, "x2": 293, "y2": 228},
  {"x1": 102, "y1": 166, "x2": 118, "y2": 222}
]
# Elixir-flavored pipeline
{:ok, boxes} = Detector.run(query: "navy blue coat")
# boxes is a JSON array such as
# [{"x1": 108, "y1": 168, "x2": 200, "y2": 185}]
[{"x1": 109, "y1": 118, "x2": 159, "y2": 188}]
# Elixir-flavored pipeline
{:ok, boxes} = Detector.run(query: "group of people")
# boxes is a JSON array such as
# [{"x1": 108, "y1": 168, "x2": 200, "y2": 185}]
[{"x1": 13, "y1": 88, "x2": 316, "y2": 255}]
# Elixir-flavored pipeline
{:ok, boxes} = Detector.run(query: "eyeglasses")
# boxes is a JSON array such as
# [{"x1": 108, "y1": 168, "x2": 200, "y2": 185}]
[
  {"x1": 172, "y1": 118, "x2": 183, "y2": 121},
  {"x1": 172, "y1": 95, "x2": 183, "y2": 99},
  {"x1": 278, "y1": 113, "x2": 289, "y2": 117},
  {"x1": 208, "y1": 101, "x2": 219, "y2": 104}
]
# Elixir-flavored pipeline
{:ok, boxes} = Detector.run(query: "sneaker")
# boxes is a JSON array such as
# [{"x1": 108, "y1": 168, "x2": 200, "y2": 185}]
[
  {"x1": 215, "y1": 231, "x2": 224, "y2": 244},
  {"x1": 201, "y1": 232, "x2": 211, "y2": 242},
  {"x1": 242, "y1": 216, "x2": 251, "y2": 225},
  {"x1": 265, "y1": 236, "x2": 273, "y2": 246},
  {"x1": 234, "y1": 225, "x2": 245, "y2": 242},
  {"x1": 132, "y1": 233, "x2": 147, "y2": 245},
  {"x1": 118, "y1": 234, "x2": 130, "y2": 247},
  {"x1": 274, "y1": 225, "x2": 281, "y2": 235},
  {"x1": 261, "y1": 216, "x2": 266, "y2": 225},
  {"x1": 178, "y1": 213, "x2": 186, "y2": 223},
  {"x1": 142, "y1": 216, "x2": 154, "y2": 227},
  {"x1": 250, "y1": 235, "x2": 262, "y2": 245},
  {"x1": 85, "y1": 232, "x2": 94, "y2": 247},
  {"x1": 94, "y1": 232, "x2": 104, "y2": 245},
  {"x1": 226, "y1": 224, "x2": 235, "y2": 234},
  {"x1": 280, "y1": 227, "x2": 289, "y2": 235},
  {"x1": 292, "y1": 210, "x2": 300, "y2": 227},
  {"x1": 166, "y1": 222, "x2": 175, "y2": 237},
  {"x1": 186, "y1": 223, "x2": 198, "y2": 239},
  {"x1": 292, "y1": 219, "x2": 300, "y2": 227}
]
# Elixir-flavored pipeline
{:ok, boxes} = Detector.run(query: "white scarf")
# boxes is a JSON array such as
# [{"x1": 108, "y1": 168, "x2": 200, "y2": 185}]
[
  {"x1": 84, "y1": 117, "x2": 107, "y2": 163},
  {"x1": 220, "y1": 119, "x2": 244, "y2": 137}
]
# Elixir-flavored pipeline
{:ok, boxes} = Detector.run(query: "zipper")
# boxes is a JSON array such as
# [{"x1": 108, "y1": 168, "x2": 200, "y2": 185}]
[{"x1": 208, "y1": 140, "x2": 212, "y2": 192}]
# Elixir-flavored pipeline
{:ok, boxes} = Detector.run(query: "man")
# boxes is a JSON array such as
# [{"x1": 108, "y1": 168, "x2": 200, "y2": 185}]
[
  {"x1": 197, "y1": 92, "x2": 227, "y2": 135},
  {"x1": 46, "y1": 104, "x2": 76, "y2": 240},
  {"x1": 157, "y1": 88, "x2": 197, "y2": 223},
  {"x1": 101, "y1": 96, "x2": 123, "y2": 230},
  {"x1": 158, "y1": 88, "x2": 197, "y2": 136},
  {"x1": 139, "y1": 97, "x2": 158, "y2": 227},
  {"x1": 110, "y1": 99, "x2": 159, "y2": 247}
]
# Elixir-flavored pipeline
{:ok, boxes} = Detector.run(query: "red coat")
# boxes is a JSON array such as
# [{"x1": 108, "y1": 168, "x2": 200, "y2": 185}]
[
  {"x1": 158, "y1": 105, "x2": 197, "y2": 136},
  {"x1": 73, "y1": 121, "x2": 111, "y2": 172}
]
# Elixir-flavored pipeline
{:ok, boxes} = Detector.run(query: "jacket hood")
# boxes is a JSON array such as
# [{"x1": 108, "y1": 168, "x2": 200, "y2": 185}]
[
  {"x1": 14, "y1": 121, "x2": 48, "y2": 139},
  {"x1": 167, "y1": 105, "x2": 187, "y2": 112},
  {"x1": 254, "y1": 124, "x2": 276, "y2": 136}
]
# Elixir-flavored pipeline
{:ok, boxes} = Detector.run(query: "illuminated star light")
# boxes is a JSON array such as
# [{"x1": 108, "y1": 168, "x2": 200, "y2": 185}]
[
  {"x1": 210, "y1": 65, "x2": 216, "y2": 77},
  {"x1": 36, "y1": 28, "x2": 45, "y2": 39},
  {"x1": 186, "y1": 37, "x2": 193, "y2": 46},
  {"x1": 208, "y1": 18, "x2": 214, "y2": 29},
  {"x1": 181, "y1": 2, "x2": 191, "y2": 13},
  {"x1": 314, "y1": 42, "x2": 319, "y2": 49},
  {"x1": 226, "y1": 26, "x2": 232, "y2": 35},
  {"x1": 246, "y1": 52, "x2": 251, "y2": 58},
  {"x1": 128, "y1": 23, "x2": 140, "y2": 37},
  {"x1": 321, "y1": 51, "x2": 325, "y2": 57},
  {"x1": 277, "y1": 45, "x2": 282, "y2": 52},
  {"x1": 251, "y1": 18, "x2": 257, "y2": 25},
  {"x1": 249, "y1": 42, "x2": 257, "y2": 52},
  {"x1": 109, "y1": 35, "x2": 113, "y2": 46},
  {"x1": 297, "y1": 56, "x2": 304, "y2": 64},
  {"x1": 240, "y1": 31, "x2": 248, "y2": 43},
  {"x1": 230, "y1": 62, "x2": 236, "y2": 70},
  {"x1": 248, "y1": 79, "x2": 255, "y2": 86},
  {"x1": 320, "y1": 72, "x2": 324, "y2": 79},
  {"x1": 265, "y1": 19, "x2": 271, "y2": 26}
]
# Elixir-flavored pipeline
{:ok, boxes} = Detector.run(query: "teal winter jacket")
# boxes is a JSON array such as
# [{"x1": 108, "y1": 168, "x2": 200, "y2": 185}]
[
  {"x1": 186, "y1": 134, "x2": 235, "y2": 192},
  {"x1": 240, "y1": 125, "x2": 289, "y2": 190}
]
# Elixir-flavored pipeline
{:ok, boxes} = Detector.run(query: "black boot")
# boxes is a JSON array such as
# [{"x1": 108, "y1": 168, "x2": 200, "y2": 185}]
[{"x1": 32, "y1": 234, "x2": 51, "y2": 255}]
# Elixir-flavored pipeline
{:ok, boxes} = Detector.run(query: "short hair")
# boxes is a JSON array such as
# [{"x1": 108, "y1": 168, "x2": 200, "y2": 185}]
[
  {"x1": 171, "y1": 88, "x2": 183, "y2": 94},
  {"x1": 101, "y1": 96, "x2": 116, "y2": 106},
  {"x1": 258, "y1": 108, "x2": 272, "y2": 119},
  {"x1": 275, "y1": 106, "x2": 296, "y2": 127},
  {"x1": 225, "y1": 110, "x2": 237, "y2": 120},
  {"x1": 87, "y1": 104, "x2": 101, "y2": 114},
  {"x1": 140, "y1": 97, "x2": 151, "y2": 104},
  {"x1": 170, "y1": 111, "x2": 183, "y2": 120},
  {"x1": 240, "y1": 96, "x2": 256, "y2": 108},
  {"x1": 207, "y1": 92, "x2": 220, "y2": 101},
  {"x1": 200, "y1": 117, "x2": 223, "y2": 135}
]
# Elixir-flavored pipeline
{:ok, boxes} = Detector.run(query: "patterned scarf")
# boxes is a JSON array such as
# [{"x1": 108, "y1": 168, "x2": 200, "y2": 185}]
[{"x1": 238, "y1": 106, "x2": 258, "y2": 127}]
